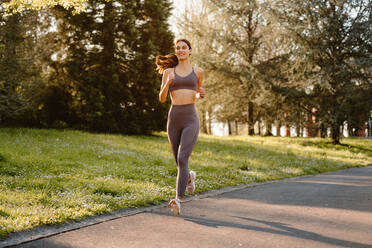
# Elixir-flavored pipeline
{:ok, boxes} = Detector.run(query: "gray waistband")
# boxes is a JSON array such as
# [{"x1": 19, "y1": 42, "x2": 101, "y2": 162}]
[{"x1": 171, "y1": 103, "x2": 195, "y2": 108}]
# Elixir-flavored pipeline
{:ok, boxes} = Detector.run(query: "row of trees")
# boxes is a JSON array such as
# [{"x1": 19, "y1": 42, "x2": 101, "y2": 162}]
[
  {"x1": 1, "y1": 0, "x2": 371, "y2": 144},
  {"x1": 176, "y1": 0, "x2": 372, "y2": 144},
  {"x1": 0, "y1": 0, "x2": 174, "y2": 134}
]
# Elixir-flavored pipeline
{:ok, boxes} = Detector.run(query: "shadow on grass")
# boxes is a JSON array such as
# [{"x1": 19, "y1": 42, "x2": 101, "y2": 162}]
[
  {"x1": 59, "y1": 131, "x2": 370, "y2": 182},
  {"x1": 190, "y1": 136, "x2": 366, "y2": 174},
  {"x1": 300, "y1": 140, "x2": 372, "y2": 156},
  {"x1": 85, "y1": 133, "x2": 371, "y2": 196}
]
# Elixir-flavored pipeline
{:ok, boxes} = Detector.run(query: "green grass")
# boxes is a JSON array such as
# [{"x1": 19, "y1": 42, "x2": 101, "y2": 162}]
[{"x1": 0, "y1": 127, "x2": 371, "y2": 238}]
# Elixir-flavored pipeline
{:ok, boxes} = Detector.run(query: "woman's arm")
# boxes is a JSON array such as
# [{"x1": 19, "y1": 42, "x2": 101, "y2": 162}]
[
  {"x1": 196, "y1": 67, "x2": 203, "y2": 91},
  {"x1": 196, "y1": 67, "x2": 205, "y2": 98},
  {"x1": 159, "y1": 69, "x2": 174, "y2": 103}
]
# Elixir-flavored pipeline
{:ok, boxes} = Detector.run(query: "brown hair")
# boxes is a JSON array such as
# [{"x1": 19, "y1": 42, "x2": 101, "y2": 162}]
[{"x1": 155, "y1": 38, "x2": 192, "y2": 74}]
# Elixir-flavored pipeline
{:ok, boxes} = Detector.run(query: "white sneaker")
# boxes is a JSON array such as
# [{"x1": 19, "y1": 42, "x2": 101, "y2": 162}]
[
  {"x1": 168, "y1": 198, "x2": 181, "y2": 215},
  {"x1": 186, "y1": 170, "x2": 196, "y2": 194}
]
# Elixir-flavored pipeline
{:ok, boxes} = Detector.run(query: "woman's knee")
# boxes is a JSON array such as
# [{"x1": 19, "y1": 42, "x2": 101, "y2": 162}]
[{"x1": 177, "y1": 152, "x2": 190, "y2": 166}]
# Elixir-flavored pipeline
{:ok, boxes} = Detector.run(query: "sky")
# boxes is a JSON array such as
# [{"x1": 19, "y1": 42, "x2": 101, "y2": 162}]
[{"x1": 169, "y1": 0, "x2": 187, "y2": 36}]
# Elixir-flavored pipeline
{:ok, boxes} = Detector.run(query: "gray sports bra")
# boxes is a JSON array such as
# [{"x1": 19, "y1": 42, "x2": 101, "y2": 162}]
[{"x1": 169, "y1": 67, "x2": 198, "y2": 92}]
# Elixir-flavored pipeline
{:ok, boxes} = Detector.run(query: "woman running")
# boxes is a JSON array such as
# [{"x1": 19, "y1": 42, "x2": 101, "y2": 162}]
[{"x1": 156, "y1": 38, "x2": 205, "y2": 215}]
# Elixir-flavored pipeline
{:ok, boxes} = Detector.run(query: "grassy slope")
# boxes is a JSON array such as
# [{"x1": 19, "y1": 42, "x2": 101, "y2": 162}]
[{"x1": 0, "y1": 127, "x2": 371, "y2": 238}]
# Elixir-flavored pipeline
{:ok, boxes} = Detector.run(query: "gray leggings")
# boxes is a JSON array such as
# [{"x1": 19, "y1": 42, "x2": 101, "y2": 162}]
[{"x1": 167, "y1": 103, "x2": 200, "y2": 198}]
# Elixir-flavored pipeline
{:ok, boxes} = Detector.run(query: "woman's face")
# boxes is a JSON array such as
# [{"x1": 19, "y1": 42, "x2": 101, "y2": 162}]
[{"x1": 175, "y1": 41, "x2": 191, "y2": 61}]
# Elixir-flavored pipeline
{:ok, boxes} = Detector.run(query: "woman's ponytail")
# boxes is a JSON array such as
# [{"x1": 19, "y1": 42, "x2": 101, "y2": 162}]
[{"x1": 155, "y1": 53, "x2": 178, "y2": 74}]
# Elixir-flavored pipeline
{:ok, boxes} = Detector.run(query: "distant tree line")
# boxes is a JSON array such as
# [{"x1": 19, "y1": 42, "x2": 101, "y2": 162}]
[
  {"x1": 176, "y1": 0, "x2": 371, "y2": 144},
  {"x1": 0, "y1": 0, "x2": 174, "y2": 134}
]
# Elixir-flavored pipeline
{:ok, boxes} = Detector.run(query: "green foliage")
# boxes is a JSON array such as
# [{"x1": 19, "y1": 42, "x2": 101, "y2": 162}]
[
  {"x1": 267, "y1": 0, "x2": 372, "y2": 143},
  {"x1": 178, "y1": 0, "x2": 371, "y2": 141},
  {"x1": 177, "y1": 0, "x2": 293, "y2": 135},
  {"x1": 1, "y1": 0, "x2": 370, "y2": 139},
  {"x1": 1, "y1": 0, "x2": 174, "y2": 134},
  {"x1": 1, "y1": 0, "x2": 93, "y2": 14},
  {"x1": 0, "y1": 9, "x2": 40, "y2": 126},
  {"x1": 48, "y1": 0, "x2": 174, "y2": 133}
]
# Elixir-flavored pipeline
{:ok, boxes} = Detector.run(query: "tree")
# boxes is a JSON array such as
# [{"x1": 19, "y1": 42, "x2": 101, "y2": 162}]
[
  {"x1": 0, "y1": 8, "x2": 40, "y2": 126},
  {"x1": 267, "y1": 0, "x2": 372, "y2": 144},
  {"x1": 1, "y1": 0, "x2": 175, "y2": 134},
  {"x1": 52, "y1": 0, "x2": 174, "y2": 133},
  {"x1": 178, "y1": 0, "x2": 267, "y2": 135}
]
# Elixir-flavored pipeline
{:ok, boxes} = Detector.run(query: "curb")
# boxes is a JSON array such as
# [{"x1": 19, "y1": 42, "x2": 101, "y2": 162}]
[{"x1": 0, "y1": 167, "x2": 361, "y2": 248}]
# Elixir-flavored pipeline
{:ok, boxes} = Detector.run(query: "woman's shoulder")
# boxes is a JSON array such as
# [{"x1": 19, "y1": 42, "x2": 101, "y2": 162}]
[{"x1": 163, "y1": 67, "x2": 175, "y2": 74}]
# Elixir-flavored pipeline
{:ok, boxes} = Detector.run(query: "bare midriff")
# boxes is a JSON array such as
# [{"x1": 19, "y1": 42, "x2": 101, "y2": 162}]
[{"x1": 170, "y1": 89, "x2": 197, "y2": 105}]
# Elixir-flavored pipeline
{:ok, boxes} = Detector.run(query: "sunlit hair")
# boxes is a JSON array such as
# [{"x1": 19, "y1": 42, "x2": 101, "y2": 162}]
[{"x1": 155, "y1": 38, "x2": 192, "y2": 74}]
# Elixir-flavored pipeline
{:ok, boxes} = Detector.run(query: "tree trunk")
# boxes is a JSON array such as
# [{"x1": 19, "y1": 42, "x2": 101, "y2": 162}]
[
  {"x1": 208, "y1": 107, "x2": 212, "y2": 135},
  {"x1": 295, "y1": 124, "x2": 300, "y2": 137},
  {"x1": 320, "y1": 122, "x2": 327, "y2": 138},
  {"x1": 227, "y1": 120, "x2": 232, "y2": 135},
  {"x1": 201, "y1": 110, "x2": 208, "y2": 134},
  {"x1": 331, "y1": 123, "x2": 341, "y2": 144},
  {"x1": 276, "y1": 122, "x2": 281, "y2": 137},
  {"x1": 235, "y1": 120, "x2": 239, "y2": 135},
  {"x1": 102, "y1": 1, "x2": 115, "y2": 70},
  {"x1": 247, "y1": 101, "x2": 254, "y2": 135}
]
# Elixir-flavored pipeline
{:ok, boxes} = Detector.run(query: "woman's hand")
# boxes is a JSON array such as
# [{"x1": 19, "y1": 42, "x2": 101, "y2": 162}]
[
  {"x1": 159, "y1": 69, "x2": 174, "y2": 103},
  {"x1": 167, "y1": 72, "x2": 175, "y2": 86},
  {"x1": 199, "y1": 87, "x2": 206, "y2": 98}
]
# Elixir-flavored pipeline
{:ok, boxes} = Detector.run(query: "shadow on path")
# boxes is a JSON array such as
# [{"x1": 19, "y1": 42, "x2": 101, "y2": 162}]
[
  {"x1": 220, "y1": 166, "x2": 372, "y2": 212},
  {"x1": 12, "y1": 239, "x2": 73, "y2": 248},
  {"x1": 151, "y1": 211, "x2": 371, "y2": 248}
]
